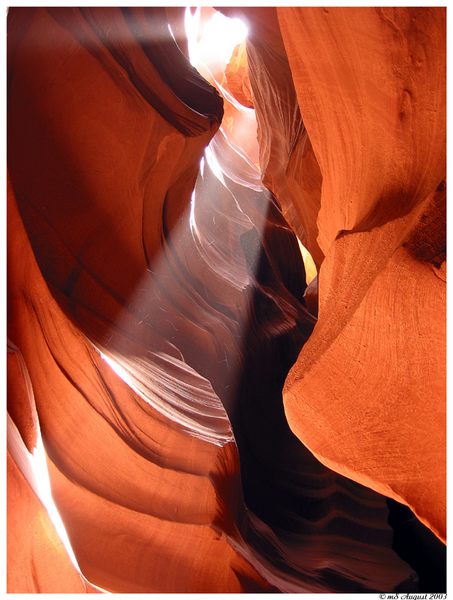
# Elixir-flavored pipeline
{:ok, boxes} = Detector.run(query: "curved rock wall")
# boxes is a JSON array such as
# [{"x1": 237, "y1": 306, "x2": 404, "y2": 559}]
[{"x1": 276, "y1": 7, "x2": 446, "y2": 542}]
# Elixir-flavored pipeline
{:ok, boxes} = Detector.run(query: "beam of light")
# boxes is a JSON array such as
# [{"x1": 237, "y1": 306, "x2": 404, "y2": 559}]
[
  {"x1": 93, "y1": 8, "x2": 317, "y2": 446},
  {"x1": 93, "y1": 131, "x2": 269, "y2": 446}
]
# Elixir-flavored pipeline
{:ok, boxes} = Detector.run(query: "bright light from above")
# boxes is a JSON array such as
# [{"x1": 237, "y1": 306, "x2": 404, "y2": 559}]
[{"x1": 185, "y1": 8, "x2": 248, "y2": 71}]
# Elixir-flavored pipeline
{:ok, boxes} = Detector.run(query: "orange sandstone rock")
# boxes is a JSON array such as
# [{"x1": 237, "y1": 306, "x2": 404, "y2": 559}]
[
  {"x1": 277, "y1": 7, "x2": 446, "y2": 541},
  {"x1": 223, "y1": 42, "x2": 254, "y2": 109}
]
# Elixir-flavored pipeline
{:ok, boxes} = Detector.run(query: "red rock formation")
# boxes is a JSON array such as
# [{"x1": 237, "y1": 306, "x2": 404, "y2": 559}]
[
  {"x1": 225, "y1": 5, "x2": 445, "y2": 543},
  {"x1": 7, "y1": 5, "x2": 445, "y2": 594},
  {"x1": 276, "y1": 7, "x2": 446, "y2": 542},
  {"x1": 223, "y1": 42, "x2": 254, "y2": 109}
]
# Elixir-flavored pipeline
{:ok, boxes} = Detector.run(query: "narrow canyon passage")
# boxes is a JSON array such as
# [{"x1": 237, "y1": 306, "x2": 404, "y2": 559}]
[{"x1": 7, "y1": 6, "x2": 446, "y2": 594}]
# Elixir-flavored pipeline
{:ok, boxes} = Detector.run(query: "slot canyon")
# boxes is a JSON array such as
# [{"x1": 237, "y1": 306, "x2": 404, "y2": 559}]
[{"x1": 7, "y1": 6, "x2": 446, "y2": 594}]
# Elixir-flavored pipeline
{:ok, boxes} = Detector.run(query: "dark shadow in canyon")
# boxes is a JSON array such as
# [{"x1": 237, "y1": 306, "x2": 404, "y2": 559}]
[{"x1": 387, "y1": 498, "x2": 446, "y2": 592}]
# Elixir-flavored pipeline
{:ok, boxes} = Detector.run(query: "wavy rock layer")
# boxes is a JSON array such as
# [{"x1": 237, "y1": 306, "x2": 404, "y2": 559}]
[{"x1": 7, "y1": 6, "x2": 445, "y2": 594}]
